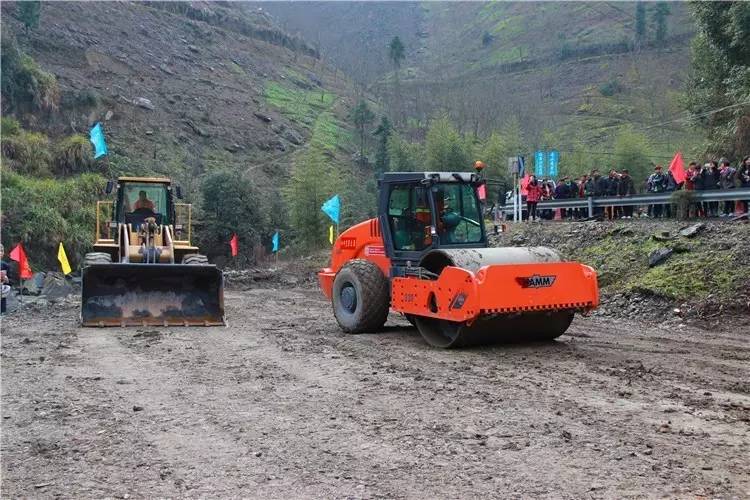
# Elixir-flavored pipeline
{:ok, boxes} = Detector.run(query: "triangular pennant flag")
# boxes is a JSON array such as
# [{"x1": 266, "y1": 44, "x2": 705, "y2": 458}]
[
  {"x1": 669, "y1": 152, "x2": 686, "y2": 184},
  {"x1": 321, "y1": 195, "x2": 341, "y2": 225},
  {"x1": 9, "y1": 243, "x2": 32, "y2": 279},
  {"x1": 229, "y1": 233, "x2": 239, "y2": 257},
  {"x1": 57, "y1": 243, "x2": 72, "y2": 275},
  {"x1": 89, "y1": 122, "x2": 108, "y2": 159}
]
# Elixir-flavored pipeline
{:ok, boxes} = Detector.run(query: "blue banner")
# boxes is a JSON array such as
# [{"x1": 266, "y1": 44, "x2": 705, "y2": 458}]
[
  {"x1": 272, "y1": 231, "x2": 280, "y2": 253},
  {"x1": 517, "y1": 156, "x2": 525, "y2": 178},
  {"x1": 321, "y1": 194, "x2": 341, "y2": 225},
  {"x1": 89, "y1": 122, "x2": 108, "y2": 159},
  {"x1": 534, "y1": 150, "x2": 545, "y2": 177},
  {"x1": 548, "y1": 150, "x2": 560, "y2": 178}
]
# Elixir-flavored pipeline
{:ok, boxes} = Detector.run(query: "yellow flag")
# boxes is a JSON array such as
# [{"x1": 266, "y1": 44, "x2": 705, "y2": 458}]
[
  {"x1": 57, "y1": 243, "x2": 72, "y2": 275},
  {"x1": 329, "y1": 225, "x2": 334, "y2": 244}
]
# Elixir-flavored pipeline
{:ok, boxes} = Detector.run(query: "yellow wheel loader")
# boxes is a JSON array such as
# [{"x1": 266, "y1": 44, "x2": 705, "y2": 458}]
[{"x1": 81, "y1": 177, "x2": 224, "y2": 326}]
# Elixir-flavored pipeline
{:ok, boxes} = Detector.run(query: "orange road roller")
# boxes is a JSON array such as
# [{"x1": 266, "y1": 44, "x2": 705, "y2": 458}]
[{"x1": 319, "y1": 172, "x2": 599, "y2": 348}]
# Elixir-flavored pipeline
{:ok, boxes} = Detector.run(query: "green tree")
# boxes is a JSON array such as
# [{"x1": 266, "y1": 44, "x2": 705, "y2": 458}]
[
  {"x1": 686, "y1": 2, "x2": 750, "y2": 156},
  {"x1": 350, "y1": 100, "x2": 375, "y2": 167},
  {"x1": 17, "y1": 1, "x2": 41, "y2": 33},
  {"x1": 635, "y1": 2, "x2": 646, "y2": 47},
  {"x1": 387, "y1": 133, "x2": 420, "y2": 172},
  {"x1": 652, "y1": 2, "x2": 671, "y2": 46},
  {"x1": 283, "y1": 148, "x2": 341, "y2": 248},
  {"x1": 613, "y1": 127, "x2": 653, "y2": 185},
  {"x1": 388, "y1": 36, "x2": 405, "y2": 124},
  {"x1": 425, "y1": 117, "x2": 470, "y2": 171},
  {"x1": 373, "y1": 116, "x2": 392, "y2": 175},
  {"x1": 388, "y1": 36, "x2": 405, "y2": 70},
  {"x1": 200, "y1": 169, "x2": 269, "y2": 263},
  {"x1": 479, "y1": 132, "x2": 512, "y2": 183}
]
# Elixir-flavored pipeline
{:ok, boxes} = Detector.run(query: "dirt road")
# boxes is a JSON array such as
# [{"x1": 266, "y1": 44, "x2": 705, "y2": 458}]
[{"x1": 2, "y1": 283, "x2": 749, "y2": 498}]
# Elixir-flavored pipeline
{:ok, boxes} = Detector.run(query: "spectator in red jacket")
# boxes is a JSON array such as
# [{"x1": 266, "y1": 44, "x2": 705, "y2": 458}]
[{"x1": 526, "y1": 175, "x2": 543, "y2": 222}]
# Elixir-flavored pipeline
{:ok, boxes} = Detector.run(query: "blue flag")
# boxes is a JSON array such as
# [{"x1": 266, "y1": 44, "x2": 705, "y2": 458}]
[
  {"x1": 321, "y1": 195, "x2": 340, "y2": 225},
  {"x1": 272, "y1": 231, "x2": 280, "y2": 253},
  {"x1": 548, "y1": 150, "x2": 560, "y2": 178},
  {"x1": 534, "y1": 150, "x2": 545, "y2": 176},
  {"x1": 89, "y1": 122, "x2": 108, "y2": 159}
]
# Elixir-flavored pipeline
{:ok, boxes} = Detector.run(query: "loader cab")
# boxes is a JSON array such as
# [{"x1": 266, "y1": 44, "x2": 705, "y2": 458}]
[
  {"x1": 114, "y1": 177, "x2": 176, "y2": 227},
  {"x1": 378, "y1": 172, "x2": 487, "y2": 266}
]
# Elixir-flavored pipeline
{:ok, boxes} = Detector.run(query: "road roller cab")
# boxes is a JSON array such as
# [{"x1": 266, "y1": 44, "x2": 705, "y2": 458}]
[{"x1": 319, "y1": 172, "x2": 599, "y2": 348}]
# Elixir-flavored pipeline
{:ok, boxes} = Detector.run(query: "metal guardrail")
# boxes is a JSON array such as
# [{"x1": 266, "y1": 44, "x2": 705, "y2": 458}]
[{"x1": 501, "y1": 188, "x2": 750, "y2": 218}]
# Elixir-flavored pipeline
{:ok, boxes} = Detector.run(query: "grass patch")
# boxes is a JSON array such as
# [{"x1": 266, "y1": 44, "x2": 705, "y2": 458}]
[
  {"x1": 570, "y1": 228, "x2": 743, "y2": 301},
  {"x1": 264, "y1": 82, "x2": 334, "y2": 128},
  {"x1": 228, "y1": 61, "x2": 246, "y2": 77},
  {"x1": 629, "y1": 252, "x2": 737, "y2": 300}
]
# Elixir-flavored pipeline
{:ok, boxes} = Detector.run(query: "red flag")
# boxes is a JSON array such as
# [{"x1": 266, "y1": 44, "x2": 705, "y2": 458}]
[
  {"x1": 477, "y1": 183, "x2": 487, "y2": 201},
  {"x1": 520, "y1": 174, "x2": 530, "y2": 196},
  {"x1": 669, "y1": 152, "x2": 686, "y2": 184},
  {"x1": 9, "y1": 243, "x2": 32, "y2": 279},
  {"x1": 229, "y1": 233, "x2": 239, "y2": 257}
]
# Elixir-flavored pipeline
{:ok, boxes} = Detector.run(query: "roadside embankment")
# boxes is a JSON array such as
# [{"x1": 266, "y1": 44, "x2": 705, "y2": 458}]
[{"x1": 493, "y1": 219, "x2": 750, "y2": 326}]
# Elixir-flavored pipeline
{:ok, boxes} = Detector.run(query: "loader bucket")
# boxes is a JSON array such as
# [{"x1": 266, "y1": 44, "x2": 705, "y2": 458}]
[{"x1": 81, "y1": 263, "x2": 225, "y2": 327}]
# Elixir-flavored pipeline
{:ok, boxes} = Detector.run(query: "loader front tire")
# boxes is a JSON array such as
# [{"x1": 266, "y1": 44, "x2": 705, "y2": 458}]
[
  {"x1": 332, "y1": 259, "x2": 389, "y2": 333},
  {"x1": 82, "y1": 252, "x2": 113, "y2": 268},
  {"x1": 182, "y1": 254, "x2": 209, "y2": 265}
]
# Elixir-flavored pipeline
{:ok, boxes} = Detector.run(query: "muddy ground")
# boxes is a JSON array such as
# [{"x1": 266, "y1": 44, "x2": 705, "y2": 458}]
[{"x1": 1, "y1": 278, "x2": 749, "y2": 498}]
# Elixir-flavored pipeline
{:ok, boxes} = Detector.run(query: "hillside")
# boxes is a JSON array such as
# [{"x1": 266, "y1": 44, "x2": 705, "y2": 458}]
[
  {"x1": 262, "y1": 2, "x2": 703, "y2": 165},
  {"x1": 2, "y1": 1, "x2": 358, "y2": 188},
  {"x1": 1, "y1": 1, "x2": 368, "y2": 265}
]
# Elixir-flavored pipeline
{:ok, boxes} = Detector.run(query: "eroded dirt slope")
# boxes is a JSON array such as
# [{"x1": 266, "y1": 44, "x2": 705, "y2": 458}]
[{"x1": 2, "y1": 280, "x2": 748, "y2": 498}]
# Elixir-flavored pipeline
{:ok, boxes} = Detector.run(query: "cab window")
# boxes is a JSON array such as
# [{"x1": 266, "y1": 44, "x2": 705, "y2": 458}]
[
  {"x1": 387, "y1": 185, "x2": 432, "y2": 251},
  {"x1": 122, "y1": 183, "x2": 169, "y2": 225},
  {"x1": 435, "y1": 183, "x2": 483, "y2": 244}
]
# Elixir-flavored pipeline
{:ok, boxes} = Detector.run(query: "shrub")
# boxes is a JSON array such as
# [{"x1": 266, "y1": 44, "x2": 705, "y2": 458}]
[
  {"x1": 53, "y1": 134, "x2": 96, "y2": 175},
  {"x1": 1, "y1": 32, "x2": 60, "y2": 113},
  {"x1": 1, "y1": 169, "x2": 105, "y2": 269},
  {"x1": 1, "y1": 116, "x2": 20, "y2": 136},
  {"x1": 63, "y1": 88, "x2": 101, "y2": 109},
  {"x1": 1, "y1": 129, "x2": 52, "y2": 176},
  {"x1": 670, "y1": 189, "x2": 695, "y2": 220},
  {"x1": 482, "y1": 31, "x2": 494, "y2": 47},
  {"x1": 599, "y1": 79, "x2": 624, "y2": 97}
]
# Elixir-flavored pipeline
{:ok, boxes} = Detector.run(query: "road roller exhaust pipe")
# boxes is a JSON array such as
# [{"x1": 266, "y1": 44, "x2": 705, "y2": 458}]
[{"x1": 81, "y1": 263, "x2": 225, "y2": 327}]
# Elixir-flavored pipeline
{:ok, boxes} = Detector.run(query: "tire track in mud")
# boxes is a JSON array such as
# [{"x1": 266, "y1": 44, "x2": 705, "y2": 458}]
[{"x1": 2, "y1": 288, "x2": 749, "y2": 498}]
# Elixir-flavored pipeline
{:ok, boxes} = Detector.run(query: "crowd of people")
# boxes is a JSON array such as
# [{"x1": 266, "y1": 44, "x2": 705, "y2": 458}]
[{"x1": 503, "y1": 155, "x2": 750, "y2": 221}]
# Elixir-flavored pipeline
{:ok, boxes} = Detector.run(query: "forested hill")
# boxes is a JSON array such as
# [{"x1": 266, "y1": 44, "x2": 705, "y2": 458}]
[
  {"x1": 1, "y1": 1, "x2": 370, "y2": 267},
  {"x1": 261, "y1": 2, "x2": 701, "y2": 160}
]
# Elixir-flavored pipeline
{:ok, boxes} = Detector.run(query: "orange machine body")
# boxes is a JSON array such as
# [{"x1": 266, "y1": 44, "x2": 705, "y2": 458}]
[
  {"x1": 391, "y1": 262, "x2": 599, "y2": 324},
  {"x1": 319, "y1": 219, "x2": 599, "y2": 321},
  {"x1": 319, "y1": 218, "x2": 390, "y2": 299}
]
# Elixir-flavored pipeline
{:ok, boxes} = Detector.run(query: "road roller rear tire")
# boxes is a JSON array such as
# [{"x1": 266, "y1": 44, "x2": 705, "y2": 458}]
[
  {"x1": 332, "y1": 259, "x2": 389, "y2": 334},
  {"x1": 415, "y1": 311, "x2": 576, "y2": 348}
]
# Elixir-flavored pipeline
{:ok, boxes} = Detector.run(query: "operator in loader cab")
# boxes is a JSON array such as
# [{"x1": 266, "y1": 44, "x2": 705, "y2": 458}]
[{"x1": 134, "y1": 190, "x2": 155, "y2": 211}]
